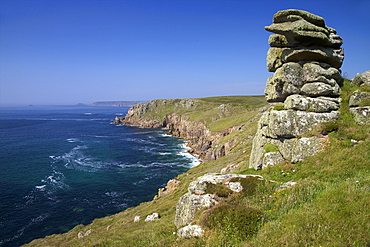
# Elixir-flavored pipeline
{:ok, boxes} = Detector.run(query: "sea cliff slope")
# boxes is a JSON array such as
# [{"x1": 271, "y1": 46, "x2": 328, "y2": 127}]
[{"x1": 24, "y1": 87, "x2": 369, "y2": 246}]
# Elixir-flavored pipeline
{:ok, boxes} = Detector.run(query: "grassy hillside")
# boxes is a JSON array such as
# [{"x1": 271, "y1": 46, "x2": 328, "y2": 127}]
[{"x1": 25, "y1": 82, "x2": 369, "y2": 246}]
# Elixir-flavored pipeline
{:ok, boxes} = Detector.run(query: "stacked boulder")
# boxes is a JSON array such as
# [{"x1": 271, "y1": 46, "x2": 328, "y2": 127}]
[
  {"x1": 250, "y1": 9, "x2": 344, "y2": 169},
  {"x1": 350, "y1": 70, "x2": 370, "y2": 125}
]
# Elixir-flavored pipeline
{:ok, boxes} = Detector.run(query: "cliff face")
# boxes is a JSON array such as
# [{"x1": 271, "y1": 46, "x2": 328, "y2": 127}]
[
  {"x1": 163, "y1": 113, "x2": 239, "y2": 162},
  {"x1": 113, "y1": 98, "x2": 255, "y2": 162}
]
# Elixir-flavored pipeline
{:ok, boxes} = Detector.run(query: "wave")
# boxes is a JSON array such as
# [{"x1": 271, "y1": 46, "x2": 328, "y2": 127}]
[
  {"x1": 159, "y1": 152, "x2": 172, "y2": 155},
  {"x1": 66, "y1": 138, "x2": 80, "y2": 143},
  {"x1": 177, "y1": 144, "x2": 202, "y2": 167},
  {"x1": 161, "y1": 133, "x2": 172, "y2": 137},
  {"x1": 51, "y1": 145, "x2": 118, "y2": 173}
]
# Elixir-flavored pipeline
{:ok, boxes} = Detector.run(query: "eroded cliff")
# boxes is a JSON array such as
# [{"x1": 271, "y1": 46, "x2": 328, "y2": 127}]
[{"x1": 113, "y1": 97, "x2": 267, "y2": 162}]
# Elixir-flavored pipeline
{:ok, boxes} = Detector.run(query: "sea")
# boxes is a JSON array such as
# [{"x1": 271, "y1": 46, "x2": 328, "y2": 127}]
[{"x1": 0, "y1": 105, "x2": 199, "y2": 247}]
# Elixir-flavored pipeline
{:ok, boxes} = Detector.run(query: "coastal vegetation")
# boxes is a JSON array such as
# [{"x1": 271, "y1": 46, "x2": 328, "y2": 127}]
[{"x1": 25, "y1": 80, "x2": 369, "y2": 246}]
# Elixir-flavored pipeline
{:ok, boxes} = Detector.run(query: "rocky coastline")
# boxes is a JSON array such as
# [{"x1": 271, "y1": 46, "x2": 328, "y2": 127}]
[{"x1": 113, "y1": 99, "x2": 244, "y2": 163}]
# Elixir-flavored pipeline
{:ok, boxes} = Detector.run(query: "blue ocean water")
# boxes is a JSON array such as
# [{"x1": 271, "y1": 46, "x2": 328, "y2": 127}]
[{"x1": 0, "y1": 105, "x2": 197, "y2": 246}]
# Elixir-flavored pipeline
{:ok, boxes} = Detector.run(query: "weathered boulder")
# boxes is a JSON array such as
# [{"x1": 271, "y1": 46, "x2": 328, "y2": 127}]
[
  {"x1": 175, "y1": 193, "x2": 220, "y2": 228},
  {"x1": 262, "y1": 151, "x2": 285, "y2": 168},
  {"x1": 174, "y1": 173, "x2": 264, "y2": 227},
  {"x1": 350, "y1": 107, "x2": 370, "y2": 125},
  {"x1": 265, "y1": 61, "x2": 342, "y2": 102},
  {"x1": 266, "y1": 9, "x2": 342, "y2": 48},
  {"x1": 300, "y1": 82, "x2": 341, "y2": 97},
  {"x1": 250, "y1": 9, "x2": 343, "y2": 169},
  {"x1": 352, "y1": 70, "x2": 370, "y2": 86},
  {"x1": 349, "y1": 90, "x2": 370, "y2": 125},
  {"x1": 77, "y1": 229, "x2": 92, "y2": 239},
  {"x1": 177, "y1": 225, "x2": 204, "y2": 239},
  {"x1": 250, "y1": 131, "x2": 330, "y2": 169},
  {"x1": 265, "y1": 62, "x2": 303, "y2": 101},
  {"x1": 267, "y1": 47, "x2": 343, "y2": 72},
  {"x1": 145, "y1": 213, "x2": 160, "y2": 222},
  {"x1": 303, "y1": 62, "x2": 342, "y2": 85},
  {"x1": 280, "y1": 136, "x2": 328, "y2": 163},
  {"x1": 259, "y1": 110, "x2": 339, "y2": 138},
  {"x1": 154, "y1": 178, "x2": 180, "y2": 199},
  {"x1": 349, "y1": 92, "x2": 370, "y2": 107},
  {"x1": 284, "y1": 95, "x2": 339, "y2": 112}
]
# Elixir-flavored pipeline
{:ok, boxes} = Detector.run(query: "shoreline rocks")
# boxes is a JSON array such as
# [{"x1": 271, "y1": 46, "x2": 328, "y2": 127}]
[{"x1": 113, "y1": 100, "x2": 241, "y2": 163}]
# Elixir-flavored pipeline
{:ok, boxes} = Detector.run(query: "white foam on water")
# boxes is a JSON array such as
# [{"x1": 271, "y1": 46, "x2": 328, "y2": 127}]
[
  {"x1": 159, "y1": 152, "x2": 171, "y2": 155},
  {"x1": 35, "y1": 185, "x2": 46, "y2": 191},
  {"x1": 177, "y1": 151, "x2": 201, "y2": 167},
  {"x1": 66, "y1": 138, "x2": 79, "y2": 143}
]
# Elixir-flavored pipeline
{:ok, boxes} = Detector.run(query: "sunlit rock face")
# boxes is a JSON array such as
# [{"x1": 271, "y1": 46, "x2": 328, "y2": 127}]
[{"x1": 250, "y1": 9, "x2": 343, "y2": 169}]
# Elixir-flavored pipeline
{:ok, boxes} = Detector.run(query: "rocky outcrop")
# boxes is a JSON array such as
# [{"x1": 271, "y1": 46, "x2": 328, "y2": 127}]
[
  {"x1": 113, "y1": 99, "x2": 240, "y2": 162},
  {"x1": 349, "y1": 91, "x2": 370, "y2": 125},
  {"x1": 349, "y1": 71, "x2": 370, "y2": 125},
  {"x1": 174, "y1": 173, "x2": 264, "y2": 228},
  {"x1": 250, "y1": 9, "x2": 343, "y2": 169},
  {"x1": 154, "y1": 178, "x2": 180, "y2": 199},
  {"x1": 145, "y1": 213, "x2": 160, "y2": 222},
  {"x1": 352, "y1": 70, "x2": 370, "y2": 86}
]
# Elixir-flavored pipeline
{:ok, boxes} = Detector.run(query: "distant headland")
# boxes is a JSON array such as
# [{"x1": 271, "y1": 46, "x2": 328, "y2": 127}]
[{"x1": 77, "y1": 101, "x2": 147, "y2": 107}]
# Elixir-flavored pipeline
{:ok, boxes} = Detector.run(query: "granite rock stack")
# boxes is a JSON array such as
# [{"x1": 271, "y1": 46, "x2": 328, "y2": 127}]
[{"x1": 249, "y1": 9, "x2": 344, "y2": 169}]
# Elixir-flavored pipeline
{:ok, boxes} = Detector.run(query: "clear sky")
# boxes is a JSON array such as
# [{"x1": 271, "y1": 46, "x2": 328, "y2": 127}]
[{"x1": 1, "y1": 0, "x2": 369, "y2": 105}]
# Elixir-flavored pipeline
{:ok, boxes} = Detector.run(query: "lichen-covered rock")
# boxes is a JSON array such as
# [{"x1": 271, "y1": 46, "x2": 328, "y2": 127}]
[
  {"x1": 284, "y1": 95, "x2": 339, "y2": 112},
  {"x1": 177, "y1": 225, "x2": 204, "y2": 239},
  {"x1": 259, "y1": 110, "x2": 339, "y2": 138},
  {"x1": 174, "y1": 193, "x2": 220, "y2": 227},
  {"x1": 303, "y1": 62, "x2": 342, "y2": 85},
  {"x1": 266, "y1": 9, "x2": 342, "y2": 48},
  {"x1": 300, "y1": 82, "x2": 341, "y2": 97},
  {"x1": 77, "y1": 229, "x2": 92, "y2": 239},
  {"x1": 350, "y1": 107, "x2": 370, "y2": 125},
  {"x1": 262, "y1": 151, "x2": 285, "y2": 168},
  {"x1": 175, "y1": 173, "x2": 264, "y2": 227},
  {"x1": 284, "y1": 137, "x2": 328, "y2": 163},
  {"x1": 349, "y1": 92, "x2": 370, "y2": 107},
  {"x1": 265, "y1": 61, "x2": 342, "y2": 102},
  {"x1": 267, "y1": 47, "x2": 344, "y2": 72},
  {"x1": 265, "y1": 62, "x2": 303, "y2": 101},
  {"x1": 145, "y1": 213, "x2": 160, "y2": 222},
  {"x1": 250, "y1": 9, "x2": 343, "y2": 169},
  {"x1": 250, "y1": 133, "x2": 330, "y2": 169},
  {"x1": 352, "y1": 70, "x2": 370, "y2": 86},
  {"x1": 284, "y1": 47, "x2": 343, "y2": 69}
]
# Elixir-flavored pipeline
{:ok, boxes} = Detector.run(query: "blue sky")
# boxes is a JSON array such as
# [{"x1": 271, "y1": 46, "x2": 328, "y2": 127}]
[{"x1": 1, "y1": 0, "x2": 369, "y2": 105}]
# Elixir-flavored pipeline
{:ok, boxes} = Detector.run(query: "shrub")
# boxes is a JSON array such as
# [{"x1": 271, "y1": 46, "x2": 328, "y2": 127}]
[
  {"x1": 202, "y1": 204, "x2": 263, "y2": 242},
  {"x1": 205, "y1": 182, "x2": 233, "y2": 198},
  {"x1": 229, "y1": 177, "x2": 261, "y2": 197}
]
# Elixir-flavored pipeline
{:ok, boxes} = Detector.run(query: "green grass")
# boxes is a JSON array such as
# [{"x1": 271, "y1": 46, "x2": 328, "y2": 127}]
[
  {"x1": 24, "y1": 82, "x2": 369, "y2": 247},
  {"x1": 264, "y1": 143, "x2": 279, "y2": 153}
]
